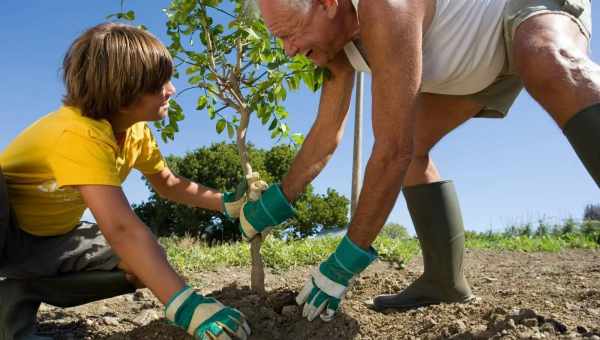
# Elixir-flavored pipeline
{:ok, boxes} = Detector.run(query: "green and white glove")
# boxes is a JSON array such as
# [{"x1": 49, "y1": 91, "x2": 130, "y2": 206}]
[
  {"x1": 296, "y1": 234, "x2": 377, "y2": 321},
  {"x1": 221, "y1": 178, "x2": 248, "y2": 220},
  {"x1": 165, "y1": 286, "x2": 251, "y2": 340},
  {"x1": 239, "y1": 183, "x2": 295, "y2": 241}
]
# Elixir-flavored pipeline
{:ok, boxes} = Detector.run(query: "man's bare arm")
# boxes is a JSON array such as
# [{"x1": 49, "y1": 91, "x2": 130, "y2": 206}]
[
  {"x1": 348, "y1": 0, "x2": 428, "y2": 249},
  {"x1": 281, "y1": 53, "x2": 356, "y2": 201}
]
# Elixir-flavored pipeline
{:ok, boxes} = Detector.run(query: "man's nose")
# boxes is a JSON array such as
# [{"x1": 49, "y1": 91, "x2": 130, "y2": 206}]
[{"x1": 283, "y1": 39, "x2": 298, "y2": 57}]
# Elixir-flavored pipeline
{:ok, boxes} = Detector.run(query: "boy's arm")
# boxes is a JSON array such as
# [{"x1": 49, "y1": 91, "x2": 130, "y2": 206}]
[
  {"x1": 78, "y1": 184, "x2": 185, "y2": 304},
  {"x1": 145, "y1": 167, "x2": 224, "y2": 212},
  {"x1": 78, "y1": 184, "x2": 251, "y2": 338}
]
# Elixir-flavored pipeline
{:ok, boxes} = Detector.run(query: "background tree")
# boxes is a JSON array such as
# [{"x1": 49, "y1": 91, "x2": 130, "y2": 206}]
[
  {"x1": 584, "y1": 204, "x2": 600, "y2": 221},
  {"x1": 110, "y1": 0, "x2": 328, "y2": 294},
  {"x1": 134, "y1": 143, "x2": 349, "y2": 241},
  {"x1": 379, "y1": 222, "x2": 410, "y2": 240}
]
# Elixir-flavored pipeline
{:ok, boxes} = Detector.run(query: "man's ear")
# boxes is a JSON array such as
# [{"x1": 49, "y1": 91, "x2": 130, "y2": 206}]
[{"x1": 319, "y1": 0, "x2": 339, "y2": 19}]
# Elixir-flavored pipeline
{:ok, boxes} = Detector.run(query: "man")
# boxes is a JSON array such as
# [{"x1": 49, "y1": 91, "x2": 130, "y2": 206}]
[{"x1": 238, "y1": 0, "x2": 598, "y2": 322}]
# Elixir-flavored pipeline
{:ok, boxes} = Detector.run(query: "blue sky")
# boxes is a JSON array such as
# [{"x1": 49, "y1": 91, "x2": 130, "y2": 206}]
[{"x1": 0, "y1": 1, "x2": 597, "y2": 233}]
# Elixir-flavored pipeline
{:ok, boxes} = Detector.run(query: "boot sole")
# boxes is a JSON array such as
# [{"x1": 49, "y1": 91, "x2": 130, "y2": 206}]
[{"x1": 370, "y1": 294, "x2": 477, "y2": 312}]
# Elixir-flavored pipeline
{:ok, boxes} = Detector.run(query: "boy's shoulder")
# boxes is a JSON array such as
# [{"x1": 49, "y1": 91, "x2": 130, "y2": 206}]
[
  {"x1": 127, "y1": 121, "x2": 152, "y2": 141},
  {"x1": 44, "y1": 106, "x2": 118, "y2": 150},
  {"x1": 41, "y1": 107, "x2": 154, "y2": 150}
]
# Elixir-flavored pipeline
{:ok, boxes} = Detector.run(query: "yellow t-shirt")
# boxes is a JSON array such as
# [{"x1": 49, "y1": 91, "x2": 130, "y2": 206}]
[{"x1": 0, "y1": 106, "x2": 166, "y2": 236}]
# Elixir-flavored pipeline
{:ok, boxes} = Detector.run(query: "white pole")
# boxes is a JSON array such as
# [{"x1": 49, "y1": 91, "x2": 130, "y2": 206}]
[{"x1": 351, "y1": 72, "x2": 364, "y2": 217}]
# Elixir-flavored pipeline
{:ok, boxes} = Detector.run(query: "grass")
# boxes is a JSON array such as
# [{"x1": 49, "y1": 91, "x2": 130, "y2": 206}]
[
  {"x1": 161, "y1": 221, "x2": 599, "y2": 274},
  {"x1": 162, "y1": 235, "x2": 420, "y2": 273},
  {"x1": 465, "y1": 233, "x2": 597, "y2": 252}
]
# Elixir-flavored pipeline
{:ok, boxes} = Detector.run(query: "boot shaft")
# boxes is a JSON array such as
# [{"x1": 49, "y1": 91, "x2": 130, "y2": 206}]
[
  {"x1": 563, "y1": 103, "x2": 600, "y2": 188},
  {"x1": 403, "y1": 181, "x2": 467, "y2": 287}
]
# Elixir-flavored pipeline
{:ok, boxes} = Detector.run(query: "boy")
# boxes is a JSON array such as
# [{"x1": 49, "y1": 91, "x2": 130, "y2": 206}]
[{"x1": 0, "y1": 23, "x2": 250, "y2": 340}]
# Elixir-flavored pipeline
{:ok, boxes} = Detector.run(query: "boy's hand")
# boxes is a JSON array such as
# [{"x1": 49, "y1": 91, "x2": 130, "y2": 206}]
[
  {"x1": 165, "y1": 286, "x2": 251, "y2": 340},
  {"x1": 239, "y1": 184, "x2": 295, "y2": 240}
]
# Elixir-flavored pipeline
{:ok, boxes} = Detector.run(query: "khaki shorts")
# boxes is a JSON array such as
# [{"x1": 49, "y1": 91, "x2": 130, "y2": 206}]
[{"x1": 468, "y1": 0, "x2": 592, "y2": 118}]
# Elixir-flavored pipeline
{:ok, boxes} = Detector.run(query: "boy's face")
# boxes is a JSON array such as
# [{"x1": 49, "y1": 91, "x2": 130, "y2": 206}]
[{"x1": 129, "y1": 81, "x2": 176, "y2": 122}]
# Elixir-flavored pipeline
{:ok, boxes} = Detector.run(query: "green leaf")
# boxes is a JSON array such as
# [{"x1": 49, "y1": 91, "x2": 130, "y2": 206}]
[
  {"x1": 280, "y1": 124, "x2": 288, "y2": 135},
  {"x1": 271, "y1": 128, "x2": 281, "y2": 139},
  {"x1": 125, "y1": 10, "x2": 136, "y2": 20},
  {"x1": 275, "y1": 106, "x2": 288, "y2": 119},
  {"x1": 227, "y1": 122, "x2": 235, "y2": 139},
  {"x1": 208, "y1": 106, "x2": 216, "y2": 119},
  {"x1": 268, "y1": 118, "x2": 278, "y2": 131},
  {"x1": 291, "y1": 133, "x2": 305, "y2": 145},
  {"x1": 216, "y1": 119, "x2": 226, "y2": 134},
  {"x1": 197, "y1": 96, "x2": 208, "y2": 110},
  {"x1": 243, "y1": 27, "x2": 260, "y2": 40}
]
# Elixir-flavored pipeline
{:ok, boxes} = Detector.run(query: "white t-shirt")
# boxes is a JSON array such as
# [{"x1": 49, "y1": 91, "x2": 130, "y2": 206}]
[{"x1": 344, "y1": 0, "x2": 508, "y2": 95}]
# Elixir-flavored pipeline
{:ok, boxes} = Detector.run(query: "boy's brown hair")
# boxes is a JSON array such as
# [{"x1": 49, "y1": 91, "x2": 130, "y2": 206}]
[{"x1": 62, "y1": 23, "x2": 173, "y2": 120}]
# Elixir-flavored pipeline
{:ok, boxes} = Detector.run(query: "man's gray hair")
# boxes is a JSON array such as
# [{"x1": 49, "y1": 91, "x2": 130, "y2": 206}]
[{"x1": 244, "y1": 0, "x2": 312, "y2": 17}]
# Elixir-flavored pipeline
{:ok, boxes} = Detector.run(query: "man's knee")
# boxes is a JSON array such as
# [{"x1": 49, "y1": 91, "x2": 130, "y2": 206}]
[
  {"x1": 513, "y1": 15, "x2": 600, "y2": 125},
  {"x1": 515, "y1": 37, "x2": 591, "y2": 95}
]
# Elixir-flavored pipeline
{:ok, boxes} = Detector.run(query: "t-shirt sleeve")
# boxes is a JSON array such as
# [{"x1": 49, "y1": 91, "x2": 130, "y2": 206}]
[
  {"x1": 134, "y1": 124, "x2": 166, "y2": 175},
  {"x1": 48, "y1": 130, "x2": 121, "y2": 188}
]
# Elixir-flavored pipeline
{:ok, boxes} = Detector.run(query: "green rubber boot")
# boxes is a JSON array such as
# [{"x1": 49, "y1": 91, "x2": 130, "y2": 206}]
[
  {"x1": 563, "y1": 103, "x2": 600, "y2": 188},
  {"x1": 373, "y1": 181, "x2": 474, "y2": 310},
  {"x1": 0, "y1": 271, "x2": 135, "y2": 340}
]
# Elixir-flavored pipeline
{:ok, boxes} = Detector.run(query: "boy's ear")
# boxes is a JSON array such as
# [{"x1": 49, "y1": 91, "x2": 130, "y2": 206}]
[{"x1": 319, "y1": 0, "x2": 339, "y2": 19}]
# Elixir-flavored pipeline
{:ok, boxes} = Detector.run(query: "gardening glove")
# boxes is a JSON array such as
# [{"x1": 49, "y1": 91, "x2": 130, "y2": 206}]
[
  {"x1": 221, "y1": 178, "x2": 248, "y2": 220},
  {"x1": 239, "y1": 183, "x2": 294, "y2": 241},
  {"x1": 165, "y1": 286, "x2": 251, "y2": 340},
  {"x1": 296, "y1": 234, "x2": 377, "y2": 322},
  {"x1": 222, "y1": 172, "x2": 268, "y2": 219}
]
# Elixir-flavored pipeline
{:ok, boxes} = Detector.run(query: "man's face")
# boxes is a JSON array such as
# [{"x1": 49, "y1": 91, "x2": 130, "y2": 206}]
[
  {"x1": 130, "y1": 81, "x2": 176, "y2": 122},
  {"x1": 259, "y1": 0, "x2": 342, "y2": 67}
]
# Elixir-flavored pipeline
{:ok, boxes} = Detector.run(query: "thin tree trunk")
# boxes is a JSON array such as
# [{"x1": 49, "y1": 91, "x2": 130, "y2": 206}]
[{"x1": 236, "y1": 107, "x2": 266, "y2": 295}]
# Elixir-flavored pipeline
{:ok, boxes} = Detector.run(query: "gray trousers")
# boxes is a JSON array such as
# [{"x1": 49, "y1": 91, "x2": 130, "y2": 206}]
[{"x1": 0, "y1": 168, "x2": 120, "y2": 279}]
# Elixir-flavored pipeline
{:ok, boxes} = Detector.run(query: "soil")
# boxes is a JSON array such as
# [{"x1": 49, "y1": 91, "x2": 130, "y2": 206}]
[{"x1": 36, "y1": 249, "x2": 600, "y2": 339}]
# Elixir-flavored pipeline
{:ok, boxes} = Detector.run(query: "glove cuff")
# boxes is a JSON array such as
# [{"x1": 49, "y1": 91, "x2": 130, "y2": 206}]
[
  {"x1": 261, "y1": 184, "x2": 295, "y2": 221},
  {"x1": 165, "y1": 285, "x2": 194, "y2": 323},
  {"x1": 222, "y1": 192, "x2": 244, "y2": 219},
  {"x1": 334, "y1": 234, "x2": 377, "y2": 274}
]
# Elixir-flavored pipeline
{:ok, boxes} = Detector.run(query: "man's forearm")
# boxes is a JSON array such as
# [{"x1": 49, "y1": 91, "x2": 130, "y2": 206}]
[
  {"x1": 347, "y1": 145, "x2": 413, "y2": 249},
  {"x1": 281, "y1": 62, "x2": 355, "y2": 201},
  {"x1": 281, "y1": 125, "x2": 342, "y2": 201}
]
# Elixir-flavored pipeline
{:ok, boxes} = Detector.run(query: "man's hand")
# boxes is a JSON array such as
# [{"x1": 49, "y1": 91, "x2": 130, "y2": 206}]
[
  {"x1": 238, "y1": 184, "x2": 294, "y2": 240},
  {"x1": 221, "y1": 179, "x2": 248, "y2": 220},
  {"x1": 165, "y1": 286, "x2": 251, "y2": 340},
  {"x1": 296, "y1": 235, "x2": 377, "y2": 321}
]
